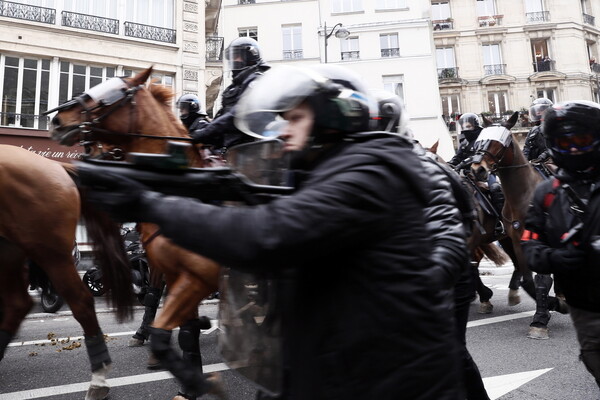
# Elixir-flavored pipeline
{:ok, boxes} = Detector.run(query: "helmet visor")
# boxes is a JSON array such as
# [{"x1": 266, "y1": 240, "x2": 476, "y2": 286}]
[
  {"x1": 178, "y1": 102, "x2": 190, "y2": 118},
  {"x1": 552, "y1": 132, "x2": 597, "y2": 153},
  {"x1": 235, "y1": 66, "x2": 324, "y2": 139}
]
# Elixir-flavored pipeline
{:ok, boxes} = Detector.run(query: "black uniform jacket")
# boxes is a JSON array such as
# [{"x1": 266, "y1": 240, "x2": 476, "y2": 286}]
[
  {"x1": 142, "y1": 135, "x2": 460, "y2": 400},
  {"x1": 523, "y1": 175, "x2": 600, "y2": 312}
]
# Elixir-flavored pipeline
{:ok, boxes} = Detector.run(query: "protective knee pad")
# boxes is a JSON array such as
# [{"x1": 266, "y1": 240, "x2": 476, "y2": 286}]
[
  {"x1": 84, "y1": 330, "x2": 112, "y2": 372},
  {"x1": 0, "y1": 330, "x2": 13, "y2": 362}
]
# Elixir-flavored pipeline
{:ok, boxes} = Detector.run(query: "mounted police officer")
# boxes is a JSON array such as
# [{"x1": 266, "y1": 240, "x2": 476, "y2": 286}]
[
  {"x1": 176, "y1": 94, "x2": 210, "y2": 132},
  {"x1": 523, "y1": 98, "x2": 553, "y2": 162},
  {"x1": 190, "y1": 37, "x2": 270, "y2": 152},
  {"x1": 82, "y1": 64, "x2": 461, "y2": 399},
  {"x1": 522, "y1": 100, "x2": 600, "y2": 384}
]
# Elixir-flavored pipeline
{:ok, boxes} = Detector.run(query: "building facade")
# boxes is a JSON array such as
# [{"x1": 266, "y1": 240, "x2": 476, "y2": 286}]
[
  {"x1": 433, "y1": 0, "x2": 600, "y2": 138},
  {"x1": 219, "y1": 0, "x2": 456, "y2": 159}
]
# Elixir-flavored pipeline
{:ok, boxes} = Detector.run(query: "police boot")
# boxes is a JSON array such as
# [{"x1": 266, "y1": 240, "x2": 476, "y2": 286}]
[
  {"x1": 528, "y1": 274, "x2": 553, "y2": 340},
  {"x1": 129, "y1": 286, "x2": 163, "y2": 347},
  {"x1": 177, "y1": 318, "x2": 212, "y2": 399}
]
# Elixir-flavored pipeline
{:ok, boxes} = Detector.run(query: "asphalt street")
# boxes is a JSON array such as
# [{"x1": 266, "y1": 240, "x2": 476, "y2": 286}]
[{"x1": 1, "y1": 272, "x2": 599, "y2": 400}]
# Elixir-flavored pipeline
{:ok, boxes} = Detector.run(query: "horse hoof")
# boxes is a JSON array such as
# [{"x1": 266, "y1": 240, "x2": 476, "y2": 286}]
[
  {"x1": 555, "y1": 298, "x2": 570, "y2": 315},
  {"x1": 147, "y1": 353, "x2": 164, "y2": 370},
  {"x1": 508, "y1": 289, "x2": 521, "y2": 306},
  {"x1": 527, "y1": 326, "x2": 549, "y2": 340},
  {"x1": 85, "y1": 385, "x2": 110, "y2": 400},
  {"x1": 128, "y1": 337, "x2": 145, "y2": 347},
  {"x1": 478, "y1": 301, "x2": 493, "y2": 314}
]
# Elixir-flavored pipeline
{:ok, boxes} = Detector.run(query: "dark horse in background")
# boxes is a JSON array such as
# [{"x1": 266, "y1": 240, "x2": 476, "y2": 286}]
[
  {"x1": 47, "y1": 67, "x2": 224, "y2": 399},
  {"x1": 0, "y1": 146, "x2": 134, "y2": 399},
  {"x1": 470, "y1": 112, "x2": 568, "y2": 339}
]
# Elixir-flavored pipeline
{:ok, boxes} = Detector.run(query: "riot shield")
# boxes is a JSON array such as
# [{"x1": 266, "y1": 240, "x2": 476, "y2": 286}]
[{"x1": 218, "y1": 267, "x2": 283, "y2": 396}]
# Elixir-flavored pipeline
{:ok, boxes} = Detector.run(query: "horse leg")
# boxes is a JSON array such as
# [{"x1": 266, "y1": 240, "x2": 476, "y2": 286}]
[
  {"x1": 38, "y1": 253, "x2": 111, "y2": 400},
  {"x1": 150, "y1": 272, "x2": 217, "y2": 399},
  {"x1": 508, "y1": 269, "x2": 522, "y2": 306},
  {"x1": 0, "y1": 239, "x2": 32, "y2": 361},
  {"x1": 528, "y1": 274, "x2": 553, "y2": 340},
  {"x1": 130, "y1": 283, "x2": 164, "y2": 347}
]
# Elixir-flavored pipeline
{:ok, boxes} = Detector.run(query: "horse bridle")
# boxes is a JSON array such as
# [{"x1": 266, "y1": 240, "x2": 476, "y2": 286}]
[{"x1": 44, "y1": 77, "x2": 192, "y2": 160}]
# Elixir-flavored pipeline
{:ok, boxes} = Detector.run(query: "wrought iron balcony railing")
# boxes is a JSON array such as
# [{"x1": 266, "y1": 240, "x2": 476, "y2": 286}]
[
  {"x1": 483, "y1": 64, "x2": 506, "y2": 75},
  {"x1": 0, "y1": 0, "x2": 55, "y2": 24},
  {"x1": 283, "y1": 49, "x2": 303, "y2": 60},
  {"x1": 583, "y1": 13, "x2": 595, "y2": 26},
  {"x1": 62, "y1": 11, "x2": 118, "y2": 34},
  {"x1": 381, "y1": 48, "x2": 400, "y2": 58},
  {"x1": 438, "y1": 67, "x2": 459, "y2": 79},
  {"x1": 478, "y1": 15, "x2": 503, "y2": 27},
  {"x1": 591, "y1": 62, "x2": 600, "y2": 74},
  {"x1": 433, "y1": 20, "x2": 454, "y2": 31},
  {"x1": 532, "y1": 59, "x2": 555, "y2": 72},
  {"x1": 526, "y1": 11, "x2": 550, "y2": 23},
  {"x1": 239, "y1": 0, "x2": 256, "y2": 4},
  {"x1": 0, "y1": 112, "x2": 49, "y2": 130},
  {"x1": 124, "y1": 21, "x2": 176, "y2": 43},
  {"x1": 341, "y1": 51, "x2": 360, "y2": 60},
  {"x1": 206, "y1": 36, "x2": 224, "y2": 62}
]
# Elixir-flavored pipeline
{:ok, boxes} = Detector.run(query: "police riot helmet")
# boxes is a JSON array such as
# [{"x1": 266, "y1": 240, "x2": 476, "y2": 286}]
[
  {"x1": 529, "y1": 97, "x2": 553, "y2": 124},
  {"x1": 370, "y1": 89, "x2": 409, "y2": 135},
  {"x1": 226, "y1": 37, "x2": 263, "y2": 72},
  {"x1": 176, "y1": 94, "x2": 204, "y2": 118},
  {"x1": 458, "y1": 113, "x2": 481, "y2": 131},
  {"x1": 541, "y1": 100, "x2": 600, "y2": 176},
  {"x1": 234, "y1": 65, "x2": 373, "y2": 141}
]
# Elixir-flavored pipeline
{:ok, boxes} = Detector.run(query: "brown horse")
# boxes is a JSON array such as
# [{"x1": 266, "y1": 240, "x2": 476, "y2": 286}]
[
  {"x1": 47, "y1": 67, "x2": 222, "y2": 399},
  {"x1": 470, "y1": 112, "x2": 566, "y2": 337},
  {"x1": 0, "y1": 145, "x2": 134, "y2": 399}
]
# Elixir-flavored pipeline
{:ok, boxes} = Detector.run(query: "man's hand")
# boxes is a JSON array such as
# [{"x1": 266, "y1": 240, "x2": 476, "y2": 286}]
[
  {"x1": 549, "y1": 244, "x2": 587, "y2": 273},
  {"x1": 79, "y1": 169, "x2": 156, "y2": 222}
]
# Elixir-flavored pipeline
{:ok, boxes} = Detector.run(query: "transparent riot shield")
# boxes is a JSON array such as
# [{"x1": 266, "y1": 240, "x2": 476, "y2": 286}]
[{"x1": 218, "y1": 268, "x2": 283, "y2": 396}]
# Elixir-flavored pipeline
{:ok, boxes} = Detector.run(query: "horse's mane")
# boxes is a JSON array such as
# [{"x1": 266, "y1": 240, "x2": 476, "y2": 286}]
[{"x1": 148, "y1": 83, "x2": 189, "y2": 136}]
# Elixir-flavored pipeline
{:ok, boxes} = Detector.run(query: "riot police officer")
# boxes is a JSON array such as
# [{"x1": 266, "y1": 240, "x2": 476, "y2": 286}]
[
  {"x1": 522, "y1": 100, "x2": 600, "y2": 386},
  {"x1": 523, "y1": 98, "x2": 553, "y2": 162},
  {"x1": 190, "y1": 37, "x2": 270, "y2": 151},
  {"x1": 176, "y1": 94, "x2": 210, "y2": 132},
  {"x1": 448, "y1": 113, "x2": 483, "y2": 168}
]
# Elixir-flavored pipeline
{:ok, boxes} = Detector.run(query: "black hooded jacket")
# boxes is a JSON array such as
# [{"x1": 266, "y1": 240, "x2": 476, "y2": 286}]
[
  {"x1": 448, "y1": 127, "x2": 482, "y2": 167},
  {"x1": 140, "y1": 135, "x2": 460, "y2": 399}
]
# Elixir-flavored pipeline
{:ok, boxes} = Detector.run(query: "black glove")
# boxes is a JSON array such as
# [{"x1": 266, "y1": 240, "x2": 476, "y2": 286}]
[
  {"x1": 79, "y1": 169, "x2": 156, "y2": 222},
  {"x1": 549, "y1": 244, "x2": 587, "y2": 273}
]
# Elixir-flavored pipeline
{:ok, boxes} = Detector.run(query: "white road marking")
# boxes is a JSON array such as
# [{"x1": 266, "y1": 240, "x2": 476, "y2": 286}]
[
  {"x1": 0, "y1": 363, "x2": 229, "y2": 400},
  {"x1": 483, "y1": 368, "x2": 553, "y2": 400},
  {"x1": 467, "y1": 311, "x2": 535, "y2": 328}
]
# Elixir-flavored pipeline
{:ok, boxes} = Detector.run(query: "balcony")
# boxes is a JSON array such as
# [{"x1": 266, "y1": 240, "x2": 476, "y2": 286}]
[
  {"x1": 438, "y1": 67, "x2": 459, "y2": 79},
  {"x1": 532, "y1": 59, "x2": 555, "y2": 72},
  {"x1": 0, "y1": 112, "x2": 49, "y2": 130},
  {"x1": 62, "y1": 11, "x2": 119, "y2": 34},
  {"x1": 381, "y1": 48, "x2": 400, "y2": 58},
  {"x1": 433, "y1": 19, "x2": 454, "y2": 31},
  {"x1": 483, "y1": 64, "x2": 506, "y2": 75},
  {"x1": 591, "y1": 62, "x2": 600, "y2": 74},
  {"x1": 526, "y1": 11, "x2": 550, "y2": 23},
  {"x1": 206, "y1": 36, "x2": 224, "y2": 62},
  {"x1": 124, "y1": 21, "x2": 176, "y2": 43},
  {"x1": 238, "y1": 0, "x2": 256, "y2": 3},
  {"x1": 283, "y1": 49, "x2": 303, "y2": 60},
  {"x1": 0, "y1": 0, "x2": 55, "y2": 24},
  {"x1": 341, "y1": 51, "x2": 360, "y2": 61},
  {"x1": 583, "y1": 13, "x2": 595, "y2": 26},
  {"x1": 478, "y1": 15, "x2": 503, "y2": 27}
]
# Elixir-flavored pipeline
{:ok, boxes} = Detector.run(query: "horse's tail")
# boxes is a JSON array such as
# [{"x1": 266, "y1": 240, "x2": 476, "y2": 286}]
[
  {"x1": 478, "y1": 242, "x2": 509, "y2": 267},
  {"x1": 62, "y1": 163, "x2": 134, "y2": 322}
]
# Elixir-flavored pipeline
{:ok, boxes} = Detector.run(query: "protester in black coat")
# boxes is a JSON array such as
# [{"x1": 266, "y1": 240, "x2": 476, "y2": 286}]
[{"x1": 83, "y1": 65, "x2": 461, "y2": 399}]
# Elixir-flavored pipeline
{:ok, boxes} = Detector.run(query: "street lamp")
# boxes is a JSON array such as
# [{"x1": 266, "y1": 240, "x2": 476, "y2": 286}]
[{"x1": 323, "y1": 22, "x2": 350, "y2": 63}]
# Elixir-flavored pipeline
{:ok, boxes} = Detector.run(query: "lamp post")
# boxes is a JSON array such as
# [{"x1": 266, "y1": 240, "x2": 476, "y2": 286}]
[{"x1": 323, "y1": 22, "x2": 350, "y2": 63}]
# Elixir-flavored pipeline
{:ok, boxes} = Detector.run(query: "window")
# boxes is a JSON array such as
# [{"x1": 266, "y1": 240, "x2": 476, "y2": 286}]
[
  {"x1": 536, "y1": 87, "x2": 556, "y2": 102},
  {"x1": 441, "y1": 94, "x2": 461, "y2": 130},
  {"x1": 332, "y1": 0, "x2": 362, "y2": 13},
  {"x1": 238, "y1": 27, "x2": 258, "y2": 42},
  {"x1": 375, "y1": 0, "x2": 406, "y2": 10},
  {"x1": 487, "y1": 90, "x2": 509, "y2": 116},
  {"x1": 125, "y1": 0, "x2": 174, "y2": 28},
  {"x1": 383, "y1": 75, "x2": 404, "y2": 104},
  {"x1": 432, "y1": 1, "x2": 451, "y2": 20},
  {"x1": 341, "y1": 37, "x2": 360, "y2": 60},
  {"x1": 531, "y1": 39, "x2": 552, "y2": 72},
  {"x1": 0, "y1": 55, "x2": 51, "y2": 129},
  {"x1": 525, "y1": 0, "x2": 544, "y2": 12},
  {"x1": 380, "y1": 33, "x2": 399, "y2": 58},
  {"x1": 63, "y1": 0, "x2": 118, "y2": 18},
  {"x1": 477, "y1": 0, "x2": 497, "y2": 16},
  {"x1": 282, "y1": 25, "x2": 303, "y2": 59},
  {"x1": 436, "y1": 47, "x2": 457, "y2": 78},
  {"x1": 58, "y1": 62, "x2": 116, "y2": 105},
  {"x1": 482, "y1": 44, "x2": 504, "y2": 74}
]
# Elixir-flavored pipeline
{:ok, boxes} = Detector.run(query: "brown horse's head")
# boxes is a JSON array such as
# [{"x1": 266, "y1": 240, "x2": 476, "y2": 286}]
[
  {"x1": 46, "y1": 67, "x2": 188, "y2": 157},
  {"x1": 470, "y1": 112, "x2": 520, "y2": 181}
]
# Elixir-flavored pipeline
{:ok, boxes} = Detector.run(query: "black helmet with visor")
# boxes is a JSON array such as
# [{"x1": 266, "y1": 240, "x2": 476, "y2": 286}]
[{"x1": 529, "y1": 97, "x2": 553, "y2": 124}]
